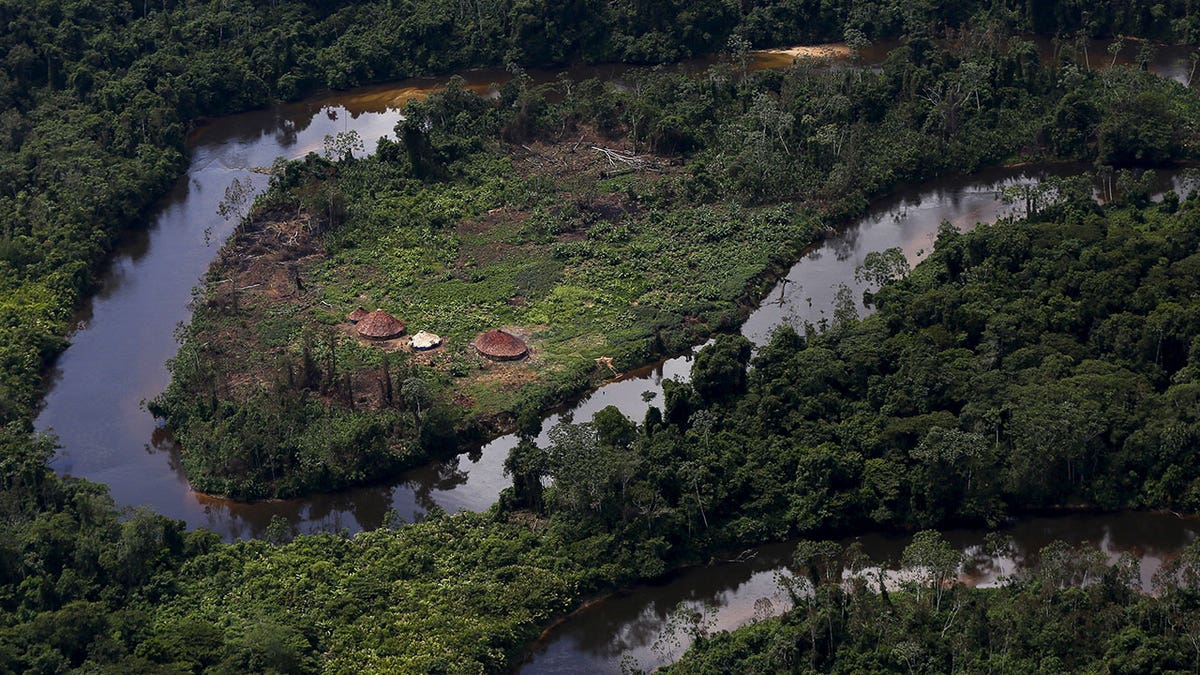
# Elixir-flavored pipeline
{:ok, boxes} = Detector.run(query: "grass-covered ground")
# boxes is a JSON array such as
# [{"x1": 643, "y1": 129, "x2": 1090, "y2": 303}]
[
  {"x1": 303, "y1": 130, "x2": 812, "y2": 413},
  {"x1": 156, "y1": 110, "x2": 819, "y2": 499}
]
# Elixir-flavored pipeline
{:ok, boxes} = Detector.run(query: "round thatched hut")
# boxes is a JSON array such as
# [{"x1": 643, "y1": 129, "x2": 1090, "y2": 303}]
[
  {"x1": 473, "y1": 329, "x2": 528, "y2": 360},
  {"x1": 356, "y1": 310, "x2": 406, "y2": 339},
  {"x1": 410, "y1": 331, "x2": 443, "y2": 351},
  {"x1": 346, "y1": 306, "x2": 370, "y2": 323}
]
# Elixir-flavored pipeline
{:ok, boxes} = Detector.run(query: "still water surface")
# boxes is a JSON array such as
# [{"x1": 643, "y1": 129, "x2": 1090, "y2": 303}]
[{"x1": 523, "y1": 511, "x2": 1200, "y2": 673}]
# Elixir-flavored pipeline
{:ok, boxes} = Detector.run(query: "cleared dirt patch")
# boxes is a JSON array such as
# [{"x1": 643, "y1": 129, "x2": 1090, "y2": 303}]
[
  {"x1": 472, "y1": 363, "x2": 541, "y2": 391},
  {"x1": 457, "y1": 206, "x2": 531, "y2": 237},
  {"x1": 511, "y1": 125, "x2": 681, "y2": 180}
]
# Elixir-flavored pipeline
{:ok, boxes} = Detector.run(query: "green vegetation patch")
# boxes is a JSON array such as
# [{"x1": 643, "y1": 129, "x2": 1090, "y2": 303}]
[
  {"x1": 159, "y1": 37, "x2": 1200, "y2": 500},
  {"x1": 159, "y1": 139, "x2": 815, "y2": 499},
  {"x1": 151, "y1": 513, "x2": 588, "y2": 674}
]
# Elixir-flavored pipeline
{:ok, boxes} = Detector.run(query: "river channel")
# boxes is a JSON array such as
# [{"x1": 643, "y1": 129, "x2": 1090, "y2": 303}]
[
  {"x1": 30, "y1": 36, "x2": 1200, "y2": 669},
  {"x1": 523, "y1": 511, "x2": 1200, "y2": 673}
]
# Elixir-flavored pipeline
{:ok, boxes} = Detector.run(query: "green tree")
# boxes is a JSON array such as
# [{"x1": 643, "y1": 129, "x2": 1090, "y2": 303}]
[{"x1": 691, "y1": 334, "x2": 753, "y2": 403}]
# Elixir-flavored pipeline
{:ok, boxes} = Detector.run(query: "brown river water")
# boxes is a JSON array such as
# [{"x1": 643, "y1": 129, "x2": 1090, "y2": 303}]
[{"x1": 30, "y1": 37, "x2": 1200, "y2": 670}]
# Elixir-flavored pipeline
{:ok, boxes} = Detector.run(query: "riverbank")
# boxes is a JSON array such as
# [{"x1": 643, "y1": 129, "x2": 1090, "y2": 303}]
[
  {"x1": 154, "y1": 36, "x2": 1200, "y2": 501},
  {"x1": 663, "y1": 517, "x2": 1200, "y2": 673}
]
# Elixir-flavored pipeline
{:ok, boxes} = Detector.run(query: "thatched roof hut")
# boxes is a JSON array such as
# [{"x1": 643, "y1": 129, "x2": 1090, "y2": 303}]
[
  {"x1": 409, "y1": 331, "x2": 443, "y2": 351},
  {"x1": 347, "y1": 306, "x2": 370, "y2": 323},
  {"x1": 356, "y1": 310, "x2": 406, "y2": 339},
  {"x1": 473, "y1": 329, "x2": 528, "y2": 360}
]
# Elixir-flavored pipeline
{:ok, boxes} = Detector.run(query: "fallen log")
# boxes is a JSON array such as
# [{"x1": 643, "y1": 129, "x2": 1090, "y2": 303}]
[{"x1": 591, "y1": 146, "x2": 662, "y2": 172}]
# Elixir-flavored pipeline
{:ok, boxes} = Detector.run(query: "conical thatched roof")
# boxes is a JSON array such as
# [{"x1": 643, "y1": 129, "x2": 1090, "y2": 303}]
[
  {"x1": 356, "y1": 310, "x2": 406, "y2": 339},
  {"x1": 347, "y1": 306, "x2": 370, "y2": 323},
  {"x1": 410, "y1": 331, "x2": 443, "y2": 351},
  {"x1": 473, "y1": 329, "x2": 527, "y2": 360}
]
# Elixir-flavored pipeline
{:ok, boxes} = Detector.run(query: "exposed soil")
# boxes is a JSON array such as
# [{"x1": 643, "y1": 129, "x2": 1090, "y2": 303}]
[
  {"x1": 455, "y1": 241, "x2": 540, "y2": 269},
  {"x1": 208, "y1": 211, "x2": 324, "y2": 306},
  {"x1": 510, "y1": 126, "x2": 629, "y2": 177},
  {"x1": 762, "y1": 44, "x2": 851, "y2": 60},
  {"x1": 456, "y1": 205, "x2": 531, "y2": 236},
  {"x1": 511, "y1": 126, "x2": 683, "y2": 185},
  {"x1": 589, "y1": 192, "x2": 640, "y2": 222},
  {"x1": 472, "y1": 364, "x2": 541, "y2": 391}
]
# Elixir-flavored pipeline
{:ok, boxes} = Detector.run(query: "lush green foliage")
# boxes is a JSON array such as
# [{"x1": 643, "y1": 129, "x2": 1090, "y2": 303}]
[
  {"x1": 5, "y1": 3, "x2": 1200, "y2": 672},
  {"x1": 6, "y1": 0, "x2": 1200, "y2": 429},
  {"x1": 669, "y1": 532, "x2": 1200, "y2": 674},
  {"x1": 0, "y1": 431, "x2": 596, "y2": 673},
  {"x1": 136, "y1": 513, "x2": 591, "y2": 674},
  {"x1": 0, "y1": 431, "x2": 199, "y2": 673},
  {"x1": 514, "y1": 189, "x2": 1200, "y2": 563},
  {"x1": 158, "y1": 32, "x2": 1200, "y2": 499}
]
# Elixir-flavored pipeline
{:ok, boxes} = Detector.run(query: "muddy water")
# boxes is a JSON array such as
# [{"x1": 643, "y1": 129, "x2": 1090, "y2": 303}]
[
  {"x1": 35, "y1": 39, "x2": 1198, "y2": 540},
  {"x1": 522, "y1": 511, "x2": 1200, "y2": 673}
]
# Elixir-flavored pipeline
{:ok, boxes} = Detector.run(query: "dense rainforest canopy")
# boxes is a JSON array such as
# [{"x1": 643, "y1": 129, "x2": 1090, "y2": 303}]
[{"x1": 3, "y1": 0, "x2": 1200, "y2": 672}]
